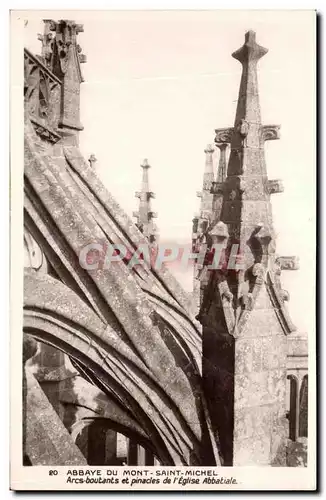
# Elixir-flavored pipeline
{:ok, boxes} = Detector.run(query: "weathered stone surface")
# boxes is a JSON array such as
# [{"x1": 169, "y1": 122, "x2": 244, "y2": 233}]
[
  {"x1": 234, "y1": 404, "x2": 273, "y2": 443},
  {"x1": 24, "y1": 114, "x2": 212, "y2": 465},
  {"x1": 199, "y1": 31, "x2": 299, "y2": 466},
  {"x1": 261, "y1": 336, "x2": 287, "y2": 370},
  {"x1": 215, "y1": 127, "x2": 233, "y2": 144},
  {"x1": 235, "y1": 370, "x2": 270, "y2": 408},
  {"x1": 215, "y1": 124, "x2": 280, "y2": 146},
  {"x1": 192, "y1": 144, "x2": 220, "y2": 310},
  {"x1": 233, "y1": 434, "x2": 271, "y2": 466},
  {"x1": 286, "y1": 438, "x2": 308, "y2": 467},
  {"x1": 287, "y1": 333, "x2": 308, "y2": 356},
  {"x1": 25, "y1": 368, "x2": 87, "y2": 465},
  {"x1": 241, "y1": 309, "x2": 284, "y2": 338}
]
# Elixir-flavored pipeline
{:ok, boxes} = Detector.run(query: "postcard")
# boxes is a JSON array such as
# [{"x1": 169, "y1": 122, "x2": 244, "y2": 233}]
[{"x1": 10, "y1": 9, "x2": 316, "y2": 491}]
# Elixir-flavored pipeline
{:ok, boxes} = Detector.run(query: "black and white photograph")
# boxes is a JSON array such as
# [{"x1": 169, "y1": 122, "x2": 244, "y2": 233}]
[{"x1": 10, "y1": 9, "x2": 316, "y2": 491}]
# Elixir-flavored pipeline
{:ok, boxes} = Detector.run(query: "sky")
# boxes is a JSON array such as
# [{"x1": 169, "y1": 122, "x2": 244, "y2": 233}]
[{"x1": 23, "y1": 10, "x2": 316, "y2": 334}]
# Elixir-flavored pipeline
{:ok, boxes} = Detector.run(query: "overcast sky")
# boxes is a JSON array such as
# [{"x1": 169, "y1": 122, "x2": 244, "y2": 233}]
[{"x1": 23, "y1": 10, "x2": 315, "y2": 334}]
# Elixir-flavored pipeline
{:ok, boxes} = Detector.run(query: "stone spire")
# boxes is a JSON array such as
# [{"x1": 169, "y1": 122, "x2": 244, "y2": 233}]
[
  {"x1": 192, "y1": 145, "x2": 215, "y2": 237},
  {"x1": 37, "y1": 19, "x2": 86, "y2": 144},
  {"x1": 192, "y1": 145, "x2": 216, "y2": 312},
  {"x1": 195, "y1": 144, "x2": 215, "y2": 227},
  {"x1": 219, "y1": 30, "x2": 282, "y2": 307},
  {"x1": 133, "y1": 159, "x2": 158, "y2": 243},
  {"x1": 199, "y1": 31, "x2": 297, "y2": 467},
  {"x1": 210, "y1": 129, "x2": 232, "y2": 223}
]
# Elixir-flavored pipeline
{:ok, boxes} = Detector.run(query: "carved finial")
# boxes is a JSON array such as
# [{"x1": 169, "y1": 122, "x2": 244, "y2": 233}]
[
  {"x1": 232, "y1": 30, "x2": 268, "y2": 65},
  {"x1": 141, "y1": 158, "x2": 150, "y2": 169},
  {"x1": 227, "y1": 31, "x2": 269, "y2": 157},
  {"x1": 215, "y1": 31, "x2": 279, "y2": 312},
  {"x1": 140, "y1": 159, "x2": 151, "y2": 193},
  {"x1": 37, "y1": 20, "x2": 56, "y2": 68},
  {"x1": 88, "y1": 154, "x2": 97, "y2": 168},
  {"x1": 35, "y1": 19, "x2": 86, "y2": 138},
  {"x1": 197, "y1": 32, "x2": 296, "y2": 339},
  {"x1": 40, "y1": 19, "x2": 86, "y2": 80},
  {"x1": 204, "y1": 144, "x2": 215, "y2": 155}
]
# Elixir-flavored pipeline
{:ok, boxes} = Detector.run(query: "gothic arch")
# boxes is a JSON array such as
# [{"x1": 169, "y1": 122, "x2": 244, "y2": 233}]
[
  {"x1": 287, "y1": 374, "x2": 298, "y2": 441},
  {"x1": 299, "y1": 375, "x2": 308, "y2": 438},
  {"x1": 24, "y1": 269, "x2": 207, "y2": 465}
]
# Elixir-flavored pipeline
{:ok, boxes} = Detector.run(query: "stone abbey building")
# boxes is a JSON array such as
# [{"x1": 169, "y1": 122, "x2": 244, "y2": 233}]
[{"x1": 23, "y1": 20, "x2": 308, "y2": 467}]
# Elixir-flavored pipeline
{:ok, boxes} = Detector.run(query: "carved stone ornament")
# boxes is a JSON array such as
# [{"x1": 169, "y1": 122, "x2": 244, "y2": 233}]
[
  {"x1": 261, "y1": 124, "x2": 281, "y2": 142},
  {"x1": 275, "y1": 256, "x2": 300, "y2": 270},
  {"x1": 252, "y1": 262, "x2": 266, "y2": 284},
  {"x1": 217, "y1": 279, "x2": 236, "y2": 335},
  {"x1": 267, "y1": 179, "x2": 284, "y2": 194},
  {"x1": 254, "y1": 225, "x2": 272, "y2": 247},
  {"x1": 210, "y1": 181, "x2": 224, "y2": 194},
  {"x1": 229, "y1": 189, "x2": 237, "y2": 201},
  {"x1": 215, "y1": 124, "x2": 280, "y2": 145},
  {"x1": 203, "y1": 180, "x2": 213, "y2": 191},
  {"x1": 41, "y1": 20, "x2": 86, "y2": 75},
  {"x1": 280, "y1": 289, "x2": 290, "y2": 302},
  {"x1": 237, "y1": 119, "x2": 249, "y2": 137},
  {"x1": 30, "y1": 117, "x2": 61, "y2": 144},
  {"x1": 192, "y1": 216, "x2": 199, "y2": 234},
  {"x1": 214, "y1": 127, "x2": 233, "y2": 144},
  {"x1": 208, "y1": 221, "x2": 229, "y2": 239}
]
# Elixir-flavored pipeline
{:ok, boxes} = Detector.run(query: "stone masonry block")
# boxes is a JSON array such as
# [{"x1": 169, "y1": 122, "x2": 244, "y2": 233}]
[{"x1": 233, "y1": 433, "x2": 271, "y2": 466}]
